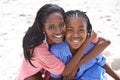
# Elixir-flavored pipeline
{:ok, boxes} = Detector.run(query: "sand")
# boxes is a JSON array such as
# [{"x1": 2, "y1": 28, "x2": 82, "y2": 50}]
[{"x1": 0, "y1": 0, "x2": 120, "y2": 80}]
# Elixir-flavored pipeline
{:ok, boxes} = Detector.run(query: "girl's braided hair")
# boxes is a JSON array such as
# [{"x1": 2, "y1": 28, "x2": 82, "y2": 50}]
[{"x1": 65, "y1": 10, "x2": 92, "y2": 36}]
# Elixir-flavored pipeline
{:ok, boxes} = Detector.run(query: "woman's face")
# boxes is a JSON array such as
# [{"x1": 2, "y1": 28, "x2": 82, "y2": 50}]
[
  {"x1": 44, "y1": 12, "x2": 66, "y2": 45},
  {"x1": 65, "y1": 17, "x2": 87, "y2": 52}
]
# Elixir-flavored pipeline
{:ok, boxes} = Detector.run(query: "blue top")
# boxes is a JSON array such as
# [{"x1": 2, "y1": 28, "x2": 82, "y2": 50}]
[{"x1": 50, "y1": 40, "x2": 106, "y2": 80}]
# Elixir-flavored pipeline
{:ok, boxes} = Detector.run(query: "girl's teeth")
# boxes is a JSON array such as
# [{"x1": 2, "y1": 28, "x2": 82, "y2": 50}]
[{"x1": 72, "y1": 40, "x2": 80, "y2": 43}]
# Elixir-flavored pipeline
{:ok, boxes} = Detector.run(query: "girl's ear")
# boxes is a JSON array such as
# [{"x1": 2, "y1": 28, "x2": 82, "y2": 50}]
[{"x1": 87, "y1": 31, "x2": 90, "y2": 37}]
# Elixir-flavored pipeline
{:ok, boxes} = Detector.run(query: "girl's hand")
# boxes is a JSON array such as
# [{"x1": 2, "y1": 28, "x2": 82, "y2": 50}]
[{"x1": 63, "y1": 68, "x2": 78, "y2": 80}]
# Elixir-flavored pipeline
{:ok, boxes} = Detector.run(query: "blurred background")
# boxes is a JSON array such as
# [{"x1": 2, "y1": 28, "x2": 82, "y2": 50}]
[{"x1": 0, "y1": 0, "x2": 120, "y2": 79}]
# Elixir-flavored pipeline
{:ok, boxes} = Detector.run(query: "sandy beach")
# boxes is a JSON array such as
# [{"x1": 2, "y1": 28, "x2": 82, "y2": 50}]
[{"x1": 0, "y1": 0, "x2": 120, "y2": 80}]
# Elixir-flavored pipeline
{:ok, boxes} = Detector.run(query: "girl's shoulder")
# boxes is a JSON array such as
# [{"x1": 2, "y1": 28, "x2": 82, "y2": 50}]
[
  {"x1": 50, "y1": 41, "x2": 69, "y2": 55},
  {"x1": 50, "y1": 41, "x2": 68, "y2": 50},
  {"x1": 84, "y1": 42, "x2": 95, "y2": 54}
]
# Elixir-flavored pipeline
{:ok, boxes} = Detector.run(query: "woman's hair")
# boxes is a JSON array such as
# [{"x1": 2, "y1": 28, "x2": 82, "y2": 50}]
[
  {"x1": 23, "y1": 4, "x2": 66, "y2": 66},
  {"x1": 65, "y1": 10, "x2": 92, "y2": 36}
]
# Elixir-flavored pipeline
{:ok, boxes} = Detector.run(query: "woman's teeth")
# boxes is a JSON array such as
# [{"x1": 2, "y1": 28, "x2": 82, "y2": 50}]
[{"x1": 54, "y1": 35, "x2": 62, "y2": 38}]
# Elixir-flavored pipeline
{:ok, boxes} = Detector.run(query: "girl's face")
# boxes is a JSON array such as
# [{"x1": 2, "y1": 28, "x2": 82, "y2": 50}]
[
  {"x1": 44, "y1": 12, "x2": 66, "y2": 45},
  {"x1": 66, "y1": 17, "x2": 87, "y2": 53}
]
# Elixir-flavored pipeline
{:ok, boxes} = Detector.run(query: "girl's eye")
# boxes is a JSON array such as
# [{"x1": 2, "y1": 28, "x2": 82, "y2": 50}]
[
  {"x1": 59, "y1": 22, "x2": 65, "y2": 28},
  {"x1": 67, "y1": 29, "x2": 73, "y2": 32},
  {"x1": 48, "y1": 25, "x2": 55, "y2": 30},
  {"x1": 79, "y1": 29, "x2": 84, "y2": 32}
]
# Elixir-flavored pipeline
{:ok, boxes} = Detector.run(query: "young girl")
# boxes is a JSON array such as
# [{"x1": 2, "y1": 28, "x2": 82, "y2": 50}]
[
  {"x1": 17, "y1": 4, "x2": 111, "y2": 80},
  {"x1": 49, "y1": 10, "x2": 120, "y2": 80}
]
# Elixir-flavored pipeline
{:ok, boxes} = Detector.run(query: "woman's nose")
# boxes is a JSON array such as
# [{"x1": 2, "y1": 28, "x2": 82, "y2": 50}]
[{"x1": 55, "y1": 27, "x2": 62, "y2": 34}]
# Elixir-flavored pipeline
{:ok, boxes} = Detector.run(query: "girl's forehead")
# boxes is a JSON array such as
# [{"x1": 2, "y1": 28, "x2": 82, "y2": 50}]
[
  {"x1": 66, "y1": 17, "x2": 86, "y2": 24},
  {"x1": 66, "y1": 17, "x2": 86, "y2": 22},
  {"x1": 66, "y1": 17, "x2": 87, "y2": 29}
]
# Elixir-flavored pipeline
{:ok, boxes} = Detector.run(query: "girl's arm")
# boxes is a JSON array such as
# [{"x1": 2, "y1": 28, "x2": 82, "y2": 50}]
[
  {"x1": 104, "y1": 63, "x2": 120, "y2": 80},
  {"x1": 64, "y1": 37, "x2": 111, "y2": 79}
]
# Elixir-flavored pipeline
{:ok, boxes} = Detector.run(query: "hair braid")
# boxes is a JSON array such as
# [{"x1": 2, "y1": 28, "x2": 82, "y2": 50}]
[{"x1": 66, "y1": 10, "x2": 92, "y2": 36}]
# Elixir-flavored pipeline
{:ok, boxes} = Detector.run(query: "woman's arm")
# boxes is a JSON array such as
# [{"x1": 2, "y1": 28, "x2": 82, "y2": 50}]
[
  {"x1": 104, "y1": 63, "x2": 120, "y2": 80},
  {"x1": 61, "y1": 31, "x2": 97, "y2": 76},
  {"x1": 77, "y1": 37, "x2": 110, "y2": 67},
  {"x1": 65, "y1": 37, "x2": 111, "y2": 79}
]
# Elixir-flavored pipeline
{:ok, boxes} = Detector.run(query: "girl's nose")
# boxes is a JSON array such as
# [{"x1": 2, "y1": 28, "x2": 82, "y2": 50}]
[{"x1": 73, "y1": 32, "x2": 80, "y2": 38}]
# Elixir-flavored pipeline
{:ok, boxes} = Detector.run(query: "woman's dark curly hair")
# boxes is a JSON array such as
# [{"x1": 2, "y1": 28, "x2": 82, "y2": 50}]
[{"x1": 23, "y1": 4, "x2": 66, "y2": 67}]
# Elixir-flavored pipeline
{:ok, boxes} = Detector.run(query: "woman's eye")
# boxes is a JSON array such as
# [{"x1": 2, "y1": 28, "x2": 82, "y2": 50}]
[
  {"x1": 59, "y1": 22, "x2": 65, "y2": 28},
  {"x1": 48, "y1": 25, "x2": 54, "y2": 30}
]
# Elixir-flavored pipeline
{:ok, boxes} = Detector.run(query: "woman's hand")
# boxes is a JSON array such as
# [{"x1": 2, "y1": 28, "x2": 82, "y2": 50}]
[{"x1": 86, "y1": 31, "x2": 97, "y2": 43}]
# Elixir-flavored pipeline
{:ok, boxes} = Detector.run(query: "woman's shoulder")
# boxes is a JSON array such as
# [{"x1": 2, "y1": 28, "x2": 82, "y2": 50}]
[
  {"x1": 34, "y1": 42, "x2": 49, "y2": 55},
  {"x1": 35, "y1": 42, "x2": 48, "y2": 49}
]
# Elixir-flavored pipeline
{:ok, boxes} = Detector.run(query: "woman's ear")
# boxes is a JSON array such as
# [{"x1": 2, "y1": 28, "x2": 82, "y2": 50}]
[{"x1": 42, "y1": 28, "x2": 45, "y2": 33}]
